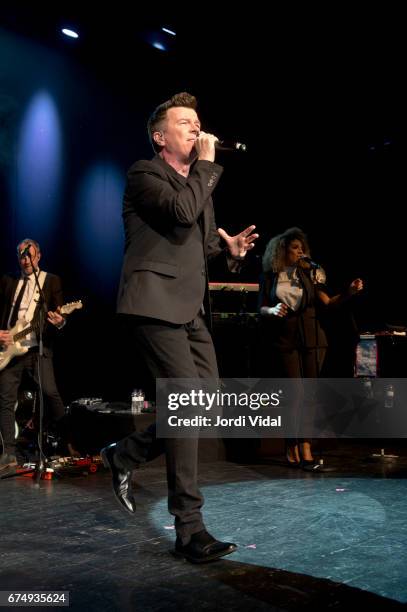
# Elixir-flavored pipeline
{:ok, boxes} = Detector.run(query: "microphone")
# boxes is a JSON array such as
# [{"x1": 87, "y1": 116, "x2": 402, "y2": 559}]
[
  {"x1": 215, "y1": 140, "x2": 247, "y2": 152},
  {"x1": 19, "y1": 245, "x2": 32, "y2": 258},
  {"x1": 299, "y1": 256, "x2": 320, "y2": 269}
]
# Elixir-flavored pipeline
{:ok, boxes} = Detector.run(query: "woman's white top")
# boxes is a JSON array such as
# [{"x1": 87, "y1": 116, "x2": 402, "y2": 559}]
[{"x1": 276, "y1": 266, "x2": 303, "y2": 311}]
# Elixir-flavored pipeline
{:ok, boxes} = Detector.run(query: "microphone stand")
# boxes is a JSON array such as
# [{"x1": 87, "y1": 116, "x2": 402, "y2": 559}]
[
  {"x1": 302, "y1": 265, "x2": 335, "y2": 473},
  {"x1": 31, "y1": 258, "x2": 49, "y2": 485}
]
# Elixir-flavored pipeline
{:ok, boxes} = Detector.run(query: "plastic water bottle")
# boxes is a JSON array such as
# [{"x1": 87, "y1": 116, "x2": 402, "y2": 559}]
[
  {"x1": 384, "y1": 384, "x2": 394, "y2": 408},
  {"x1": 131, "y1": 389, "x2": 145, "y2": 414},
  {"x1": 362, "y1": 377, "x2": 374, "y2": 399}
]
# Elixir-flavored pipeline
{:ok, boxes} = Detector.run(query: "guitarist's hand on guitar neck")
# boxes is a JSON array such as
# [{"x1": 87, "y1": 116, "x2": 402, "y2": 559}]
[
  {"x1": 0, "y1": 330, "x2": 12, "y2": 348},
  {"x1": 47, "y1": 306, "x2": 65, "y2": 328},
  {"x1": 0, "y1": 301, "x2": 82, "y2": 371}
]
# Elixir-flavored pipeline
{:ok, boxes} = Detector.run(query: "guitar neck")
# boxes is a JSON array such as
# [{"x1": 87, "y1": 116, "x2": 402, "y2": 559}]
[
  {"x1": 13, "y1": 319, "x2": 39, "y2": 342},
  {"x1": 10, "y1": 301, "x2": 81, "y2": 343}
]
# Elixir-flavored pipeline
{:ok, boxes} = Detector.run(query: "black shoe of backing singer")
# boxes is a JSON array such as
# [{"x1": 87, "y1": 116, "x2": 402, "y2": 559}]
[
  {"x1": 301, "y1": 458, "x2": 322, "y2": 472},
  {"x1": 100, "y1": 443, "x2": 136, "y2": 514},
  {"x1": 285, "y1": 454, "x2": 301, "y2": 468},
  {"x1": 175, "y1": 530, "x2": 237, "y2": 564}
]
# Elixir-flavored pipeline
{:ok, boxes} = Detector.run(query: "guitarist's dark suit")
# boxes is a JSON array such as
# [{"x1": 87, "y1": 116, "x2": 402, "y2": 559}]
[
  {"x1": 114, "y1": 155, "x2": 228, "y2": 544},
  {"x1": 0, "y1": 272, "x2": 65, "y2": 456}
]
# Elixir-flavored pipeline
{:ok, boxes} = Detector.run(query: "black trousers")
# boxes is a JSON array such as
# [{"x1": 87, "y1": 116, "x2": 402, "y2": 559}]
[
  {"x1": 273, "y1": 347, "x2": 326, "y2": 378},
  {"x1": 0, "y1": 350, "x2": 65, "y2": 454},
  {"x1": 271, "y1": 347, "x2": 326, "y2": 442},
  {"x1": 114, "y1": 314, "x2": 219, "y2": 544}
]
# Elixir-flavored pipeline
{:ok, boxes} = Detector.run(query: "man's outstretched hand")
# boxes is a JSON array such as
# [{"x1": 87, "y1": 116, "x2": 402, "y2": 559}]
[{"x1": 218, "y1": 225, "x2": 259, "y2": 259}]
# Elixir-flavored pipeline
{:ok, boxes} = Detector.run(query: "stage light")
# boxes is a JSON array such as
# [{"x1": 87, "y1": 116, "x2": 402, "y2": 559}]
[
  {"x1": 16, "y1": 91, "x2": 62, "y2": 237},
  {"x1": 61, "y1": 28, "x2": 79, "y2": 39},
  {"x1": 75, "y1": 163, "x2": 125, "y2": 293},
  {"x1": 162, "y1": 27, "x2": 176, "y2": 36}
]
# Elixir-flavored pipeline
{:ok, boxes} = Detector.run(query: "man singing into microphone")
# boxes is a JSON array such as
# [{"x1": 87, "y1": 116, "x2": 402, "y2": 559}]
[{"x1": 101, "y1": 92, "x2": 258, "y2": 563}]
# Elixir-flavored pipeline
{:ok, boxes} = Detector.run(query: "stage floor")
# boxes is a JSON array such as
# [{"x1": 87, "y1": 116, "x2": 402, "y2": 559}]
[{"x1": 1, "y1": 441, "x2": 407, "y2": 611}]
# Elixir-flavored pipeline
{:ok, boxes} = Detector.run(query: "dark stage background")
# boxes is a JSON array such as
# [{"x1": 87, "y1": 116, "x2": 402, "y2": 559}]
[{"x1": 1, "y1": 6, "x2": 406, "y2": 404}]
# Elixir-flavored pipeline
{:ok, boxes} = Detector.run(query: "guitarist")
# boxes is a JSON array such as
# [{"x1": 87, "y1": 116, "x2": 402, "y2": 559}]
[{"x1": 0, "y1": 239, "x2": 69, "y2": 471}]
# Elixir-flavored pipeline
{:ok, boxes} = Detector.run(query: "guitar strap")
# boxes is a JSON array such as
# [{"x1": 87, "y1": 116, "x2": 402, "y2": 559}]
[{"x1": 25, "y1": 271, "x2": 47, "y2": 323}]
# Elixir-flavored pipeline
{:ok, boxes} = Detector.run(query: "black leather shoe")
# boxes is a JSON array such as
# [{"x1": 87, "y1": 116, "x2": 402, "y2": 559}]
[
  {"x1": 285, "y1": 455, "x2": 301, "y2": 468},
  {"x1": 0, "y1": 453, "x2": 17, "y2": 471},
  {"x1": 100, "y1": 444, "x2": 136, "y2": 514},
  {"x1": 175, "y1": 530, "x2": 237, "y2": 564},
  {"x1": 302, "y1": 459, "x2": 322, "y2": 471}
]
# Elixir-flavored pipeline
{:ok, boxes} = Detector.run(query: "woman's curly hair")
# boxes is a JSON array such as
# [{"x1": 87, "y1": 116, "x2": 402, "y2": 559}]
[{"x1": 262, "y1": 227, "x2": 310, "y2": 273}]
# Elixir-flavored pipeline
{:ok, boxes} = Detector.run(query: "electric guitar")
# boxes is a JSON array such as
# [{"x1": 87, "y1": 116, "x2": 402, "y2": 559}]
[{"x1": 0, "y1": 301, "x2": 82, "y2": 371}]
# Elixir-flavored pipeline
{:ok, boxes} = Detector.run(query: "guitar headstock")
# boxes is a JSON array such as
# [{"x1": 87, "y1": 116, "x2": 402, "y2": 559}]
[{"x1": 61, "y1": 301, "x2": 83, "y2": 316}]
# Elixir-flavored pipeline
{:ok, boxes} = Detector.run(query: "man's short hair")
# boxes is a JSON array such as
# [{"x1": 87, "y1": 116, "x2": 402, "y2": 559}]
[{"x1": 147, "y1": 92, "x2": 197, "y2": 152}]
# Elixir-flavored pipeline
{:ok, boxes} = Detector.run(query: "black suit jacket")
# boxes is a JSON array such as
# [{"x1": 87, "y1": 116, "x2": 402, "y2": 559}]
[
  {"x1": 0, "y1": 272, "x2": 64, "y2": 355},
  {"x1": 259, "y1": 269, "x2": 328, "y2": 351},
  {"x1": 117, "y1": 155, "x2": 224, "y2": 324}
]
